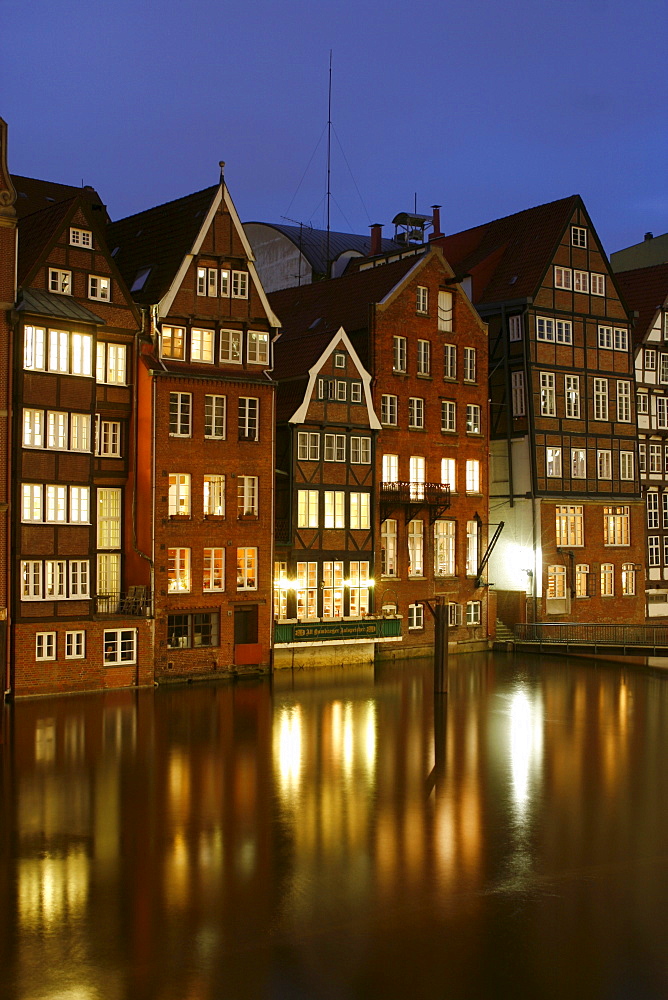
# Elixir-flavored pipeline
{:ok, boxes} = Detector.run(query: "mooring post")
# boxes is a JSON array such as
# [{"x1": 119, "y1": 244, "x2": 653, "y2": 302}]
[{"x1": 434, "y1": 599, "x2": 448, "y2": 694}]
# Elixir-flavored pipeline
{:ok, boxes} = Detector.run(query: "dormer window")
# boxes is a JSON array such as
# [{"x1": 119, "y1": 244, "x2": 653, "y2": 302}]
[
  {"x1": 70, "y1": 227, "x2": 92, "y2": 248},
  {"x1": 49, "y1": 268, "x2": 71, "y2": 295},
  {"x1": 571, "y1": 226, "x2": 587, "y2": 248},
  {"x1": 89, "y1": 275, "x2": 111, "y2": 301}
]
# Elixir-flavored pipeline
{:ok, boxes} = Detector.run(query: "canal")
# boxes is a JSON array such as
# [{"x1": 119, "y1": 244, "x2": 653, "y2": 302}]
[{"x1": 2, "y1": 652, "x2": 668, "y2": 999}]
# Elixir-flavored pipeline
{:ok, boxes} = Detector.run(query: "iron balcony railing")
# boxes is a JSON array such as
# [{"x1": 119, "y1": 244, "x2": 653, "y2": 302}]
[
  {"x1": 95, "y1": 588, "x2": 151, "y2": 616},
  {"x1": 380, "y1": 481, "x2": 451, "y2": 505}
]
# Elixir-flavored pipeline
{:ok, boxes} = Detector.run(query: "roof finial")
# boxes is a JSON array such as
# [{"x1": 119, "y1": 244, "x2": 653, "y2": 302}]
[{"x1": 219, "y1": 161, "x2": 225, "y2": 183}]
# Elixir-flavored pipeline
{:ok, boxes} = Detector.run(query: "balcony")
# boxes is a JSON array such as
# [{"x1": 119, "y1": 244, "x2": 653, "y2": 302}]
[
  {"x1": 380, "y1": 481, "x2": 451, "y2": 524},
  {"x1": 95, "y1": 587, "x2": 151, "y2": 616}
]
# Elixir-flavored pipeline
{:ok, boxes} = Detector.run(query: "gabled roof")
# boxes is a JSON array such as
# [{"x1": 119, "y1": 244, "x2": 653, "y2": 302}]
[
  {"x1": 17, "y1": 287, "x2": 103, "y2": 324},
  {"x1": 11, "y1": 174, "x2": 107, "y2": 221},
  {"x1": 107, "y1": 185, "x2": 219, "y2": 306},
  {"x1": 17, "y1": 197, "x2": 76, "y2": 283},
  {"x1": 615, "y1": 263, "x2": 668, "y2": 345},
  {"x1": 437, "y1": 195, "x2": 581, "y2": 305},
  {"x1": 244, "y1": 221, "x2": 402, "y2": 276},
  {"x1": 269, "y1": 252, "x2": 427, "y2": 363}
]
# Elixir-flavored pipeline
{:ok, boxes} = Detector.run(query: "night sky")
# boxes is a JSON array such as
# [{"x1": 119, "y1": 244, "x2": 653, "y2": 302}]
[{"x1": 3, "y1": 0, "x2": 667, "y2": 255}]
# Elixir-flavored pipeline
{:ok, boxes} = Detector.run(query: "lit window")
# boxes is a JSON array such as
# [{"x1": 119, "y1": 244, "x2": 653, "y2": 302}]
[
  {"x1": 546, "y1": 447, "x2": 562, "y2": 477},
  {"x1": 547, "y1": 565, "x2": 567, "y2": 600},
  {"x1": 382, "y1": 454, "x2": 398, "y2": 484},
  {"x1": 575, "y1": 564, "x2": 590, "y2": 598},
  {"x1": 97, "y1": 488, "x2": 121, "y2": 548},
  {"x1": 161, "y1": 326, "x2": 185, "y2": 360},
  {"x1": 88, "y1": 275, "x2": 111, "y2": 301},
  {"x1": 197, "y1": 267, "x2": 218, "y2": 297},
  {"x1": 466, "y1": 520, "x2": 478, "y2": 577},
  {"x1": 203, "y1": 549, "x2": 225, "y2": 591},
  {"x1": 96, "y1": 342, "x2": 126, "y2": 384},
  {"x1": 49, "y1": 268, "x2": 71, "y2": 295},
  {"x1": 466, "y1": 404, "x2": 481, "y2": 434},
  {"x1": 441, "y1": 458, "x2": 456, "y2": 490},
  {"x1": 348, "y1": 561, "x2": 370, "y2": 616},
  {"x1": 408, "y1": 520, "x2": 424, "y2": 576},
  {"x1": 247, "y1": 331, "x2": 269, "y2": 364},
  {"x1": 295, "y1": 561, "x2": 317, "y2": 618},
  {"x1": 600, "y1": 563, "x2": 614, "y2": 597},
  {"x1": 381, "y1": 519, "x2": 398, "y2": 576},
  {"x1": 237, "y1": 548, "x2": 257, "y2": 590},
  {"x1": 410, "y1": 456, "x2": 425, "y2": 500},
  {"x1": 22, "y1": 484, "x2": 42, "y2": 522},
  {"x1": 622, "y1": 563, "x2": 636, "y2": 596},
  {"x1": 24, "y1": 326, "x2": 46, "y2": 370},
  {"x1": 350, "y1": 493, "x2": 370, "y2": 530},
  {"x1": 322, "y1": 561, "x2": 344, "y2": 618},
  {"x1": 220, "y1": 270, "x2": 230, "y2": 296},
  {"x1": 434, "y1": 520, "x2": 455, "y2": 576},
  {"x1": 203, "y1": 474, "x2": 225, "y2": 516},
  {"x1": 556, "y1": 505, "x2": 583, "y2": 546},
  {"x1": 324, "y1": 490, "x2": 345, "y2": 528},
  {"x1": 297, "y1": 490, "x2": 319, "y2": 528},
  {"x1": 191, "y1": 328, "x2": 214, "y2": 363},
  {"x1": 168, "y1": 548, "x2": 191, "y2": 592},
  {"x1": 466, "y1": 459, "x2": 480, "y2": 493},
  {"x1": 604, "y1": 505, "x2": 630, "y2": 545},
  {"x1": 22, "y1": 409, "x2": 44, "y2": 449},
  {"x1": 168, "y1": 474, "x2": 191, "y2": 516}
]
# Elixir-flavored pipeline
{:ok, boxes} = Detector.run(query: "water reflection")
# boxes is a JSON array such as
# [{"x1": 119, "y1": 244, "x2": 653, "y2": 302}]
[{"x1": 2, "y1": 656, "x2": 668, "y2": 998}]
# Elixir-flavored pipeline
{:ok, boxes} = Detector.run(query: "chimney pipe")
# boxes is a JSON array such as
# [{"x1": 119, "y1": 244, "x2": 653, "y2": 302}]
[
  {"x1": 644, "y1": 232, "x2": 654, "y2": 241},
  {"x1": 430, "y1": 205, "x2": 442, "y2": 240},
  {"x1": 370, "y1": 223, "x2": 382, "y2": 256}
]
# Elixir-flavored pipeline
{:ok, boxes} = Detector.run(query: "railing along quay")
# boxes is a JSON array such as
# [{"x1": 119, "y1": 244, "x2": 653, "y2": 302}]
[{"x1": 513, "y1": 622, "x2": 668, "y2": 656}]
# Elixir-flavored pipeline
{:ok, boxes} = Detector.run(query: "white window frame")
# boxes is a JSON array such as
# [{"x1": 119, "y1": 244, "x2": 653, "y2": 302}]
[
  {"x1": 220, "y1": 329, "x2": 242, "y2": 363},
  {"x1": 324, "y1": 490, "x2": 345, "y2": 529},
  {"x1": 168, "y1": 547, "x2": 191, "y2": 593},
  {"x1": 512, "y1": 371, "x2": 525, "y2": 416},
  {"x1": 169, "y1": 392, "x2": 192, "y2": 437},
  {"x1": 65, "y1": 630, "x2": 86, "y2": 659},
  {"x1": 49, "y1": 268, "x2": 71, "y2": 295},
  {"x1": 297, "y1": 489, "x2": 319, "y2": 528},
  {"x1": 161, "y1": 326, "x2": 185, "y2": 360},
  {"x1": 417, "y1": 339, "x2": 431, "y2": 375},
  {"x1": 444, "y1": 344, "x2": 456, "y2": 379},
  {"x1": 350, "y1": 436, "x2": 371, "y2": 464},
  {"x1": 565, "y1": 375, "x2": 580, "y2": 419},
  {"x1": 466, "y1": 601, "x2": 481, "y2": 626},
  {"x1": 556, "y1": 505, "x2": 584, "y2": 547},
  {"x1": 620, "y1": 451, "x2": 634, "y2": 481},
  {"x1": 540, "y1": 372, "x2": 556, "y2": 416},
  {"x1": 441, "y1": 400, "x2": 456, "y2": 432},
  {"x1": 593, "y1": 378, "x2": 609, "y2": 421},
  {"x1": 103, "y1": 629, "x2": 137, "y2": 665},
  {"x1": 546, "y1": 447, "x2": 562, "y2": 477},
  {"x1": 617, "y1": 381, "x2": 632, "y2": 422},
  {"x1": 203, "y1": 474, "x2": 226, "y2": 517},
  {"x1": 237, "y1": 547, "x2": 257, "y2": 591},
  {"x1": 554, "y1": 266, "x2": 572, "y2": 289},
  {"x1": 416, "y1": 286, "x2": 429, "y2": 315},
  {"x1": 238, "y1": 397, "x2": 259, "y2": 441},
  {"x1": 349, "y1": 492, "x2": 370, "y2": 530},
  {"x1": 571, "y1": 226, "x2": 587, "y2": 248},
  {"x1": 571, "y1": 449, "x2": 586, "y2": 479},
  {"x1": 36, "y1": 632, "x2": 56, "y2": 661},
  {"x1": 238, "y1": 476, "x2": 258, "y2": 517},
  {"x1": 203, "y1": 548, "x2": 225, "y2": 592},
  {"x1": 438, "y1": 290, "x2": 453, "y2": 331},
  {"x1": 381, "y1": 394, "x2": 397, "y2": 425},
  {"x1": 408, "y1": 519, "x2": 424, "y2": 577},
  {"x1": 97, "y1": 342, "x2": 127, "y2": 384},
  {"x1": 408, "y1": 603, "x2": 424, "y2": 629},
  {"x1": 204, "y1": 395, "x2": 226, "y2": 439},
  {"x1": 231, "y1": 271, "x2": 248, "y2": 298},
  {"x1": 70, "y1": 227, "x2": 92, "y2": 248},
  {"x1": 191, "y1": 328, "x2": 214, "y2": 363},
  {"x1": 466, "y1": 459, "x2": 480, "y2": 493},
  {"x1": 88, "y1": 275, "x2": 111, "y2": 302},
  {"x1": 466, "y1": 404, "x2": 481, "y2": 434},
  {"x1": 247, "y1": 331, "x2": 269, "y2": 365},
  {"x1": 597, "y1": 450, "x2": 612, "y2": 479},
  {"x1": 591, "y1": 273, "x2": 605, "y2": 296},
  {"x1": 393, "y1": 336, "x2": 407, "y2": 373},
  {"x1": 168, "y1": 474, "x2": 191, "y2": 517},
  {"x1": 297, "y1": 431, "x2": 320, "y2": 461},
  {"x1": 408, "y1": 397, "x2": 424, "y2": 429},
  {"x1": 463, "y1": 347, "x2": 476, "y2": 382}
]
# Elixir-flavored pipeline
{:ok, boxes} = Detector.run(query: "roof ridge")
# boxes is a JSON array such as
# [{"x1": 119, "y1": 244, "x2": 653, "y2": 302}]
[
  {"x1": 110, "y1": 184, "x2": 218, "y2": 227},
  {"x1": 448, "y1": 193, "x2": 579, "y2": 238}
]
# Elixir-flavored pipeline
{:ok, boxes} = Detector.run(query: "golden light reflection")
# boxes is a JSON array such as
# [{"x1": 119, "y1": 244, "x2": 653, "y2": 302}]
[
  {"x1": 18, "y1": 847, "x2": 89, "y2": 929},
  {"x1": 169, "y1": 749, "x2": 191, "y2": 822},
  {"x1": 274, "y1": 705, "x2": 303, "y2": 800},
  {"x1": 164, "y1": 831, "x2": 189, "y2": 909},
  {"x1": 509, "y1": 687, "x2": 543, "y2": 817},
  {"x1": 363, "y1": 700, "x2": 377, "y2": 780},
  {"x1": 342, "y1": 702, "x2": 354, "y2": 778}
]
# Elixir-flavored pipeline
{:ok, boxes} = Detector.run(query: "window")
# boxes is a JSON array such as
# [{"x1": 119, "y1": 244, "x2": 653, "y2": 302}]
[
  {"x1": 441, "y1": 400, "x2": 456, "y2": 432},
  {"x1": 96, "y1": 419, "x2": 121, "y2": 457},
  {"x1": 350, "y1": 492, "x2": 370, "y2": 529},
  {"x1": 512, "y1": 371, "x2": 525, "y2": 416},
  {"x1": 438, "y1": 290, "x2": 453, "y2": 331},
  {"x1": 444, "y1": 344, "x2": 456, "y2": 379},
  {"x1": 336, "y1": 379, "x2": 347, "y2": 401},
  {"x1": 448, "y1": 603, "x2": 463, "y2": 627},
  {"x1": 168, "y1": 613, "x2": 217, "y2": 649},
  {"x1": 324, "y1": 490, "x2": 345, "y2": 528},
  {"x1": 509, "y1": 315, "x2": 523, "y2": 341},
  {"x1": 238, "y1": 476, "x2": 258, "y2": 516},
  {"x1": 169, "y1": 392, "x2": 191, "y2": 437},
  {"x1": 645, "y1": 348, "x2": 657, "y2": 371},
  {"x1": 598, "y1": 326, "x2": 613, "y2": 349},
  {"x1": 231, "y1": 271, "x2": 248, "y2": 298},
  {"x1": 204, "y1": 395, "x2": 226, "y2": 439},
  {"x1": 350, "y1": 436, "x2": 371, "y2": 464},
  {"x1": 540, "y1": 372, "x2": 556, "y2": 416},
  {"x1": 572, "y1": 226, "x2": 587, "y2": 247},
  {"x1": 322, "y1": 561, "x2": 344, "y2": 618},
  {"x1": 565, "y1": 375, "x2": 580, "y2": 418},
  {"x1": 42, "y1": 560, "x2": 65, "y2": 599},
  {"x1": 24, "y1": 325, "x2": 45, "y2": 370},
  {"x1": 408, "y1": 604, "x2": 424, "y2": 629},
  {"x1": 649, "y1": 443, "x2": 662, "y2": 473},
  {"x1": 615, "y1": 328, "x2": 629, "y2": 352},
  {"x1": 410, "y1": 456, "x2": 425, "y2": 500},
  {"x1": 466, "y1": 601, "x2": 481, "y2": 626},
  {"x1": 554, "y1": 266, "x2": 572, "y2": 289},
  {"x1": 556, "y1": 505, "x2": 583, "y2": 546},
  {"x1": 597, "y1": 450, "x2": 612, "y2": 479},
  {"x1": 350, "y1": 382, "x2": 362, "y2": 403},
  {"x1": 72, "y1": 413, "x2": 92, "y2": 453},
  {"x1": 97, "y1": 488, "x2": 121, "y2": 548},
  {"x1": 591, "y1": 273, "x2": 605, "y2": 296},
  {"x1": 381, "y1": 394, "x2": 397, "y2": 425},
  {"x1": 88, "y1": 275, "x2": 111, "y2": 301},
  {"x1": 220, "y1": 330, "x2": 242, "y2": 363},
  {"x1": 334, "y1": 352, "x2": 345, "y2": 369},
  {"x1": 238, "y1": 397, "x2": 259, "y2": 441},
  {"x1": 36, "y1": 633, "x2": 56, "y2": 661},
  {"x1": 203, "y1": 548, "x2": 225, "y2": 591},
  {"x1": 237, "y1": 548, "x2": 257, "y2": 591},
  {"x1": 434, "y1": 520, "x2": 455, "y2": 576},
  {"x1": 97, "y1": 553, "x2": 120, "y2": 599},
  {"x1": 191, "y1": 328, "x2": 214, "y2": 363},
  {"x1": 348, "y1": 561, "x2": 370, "y2": 616},
  {"x1": 593, "y1": 378, "x2": 608, "y2": 421},
  {"x1": 21, "y1": 561, "x2": 42, "y2": 600},
  {"x1": 21, "y1": 560, "x2": 89, "y2": 600},
  {"x1": 537, "y1": 317, "x2": 554, "y2": 341},
  {"x1": 572, "y1": 449, "x2": 586, "y2": 479},
  {"x1": 574, "y1": 563, "x2": 592, "y2": 598},
  {"x1": 647, "y1": 492, "x2": 659, "y2": 529},
  {"x1": 21, "y1": 483, "x2": 42, "y2": 523},
  {"x1": 21, "y1": 484, "x2": 90, "y2": 524},
  {"x1": 658, "y1": 397, "x2": 668, "y2": 430},
  {"x1": 663, "y1": 492, "x2": 668, "y2": 529},
  {"x1": 69, "y1": 560, "x2": 89, "y2": 598},
  {"x1": 466, "y1": 459, "x2": 480, "y2": 493},
  {"x1": 324, "y1": 433, "x2": 346, "y2": 462},
  {"x1": 197, "y1": 267, "x2": 218, "y2": 296},
  {"x1": 649, "y1": 536, "x2": 660, "y2": 566},
  {"x1": 466, "y1": 404, "x2": 481, "y2": 434},
  {"x1": 408, "y1": 397, "x2": 424, "y2": 429},
  {"x1": 637, "y1": 393, "x2": 649, "y2": 415},
  {"x1": 393, "y1": 336, "x2": 407, "y2": 373},
  {"x1": 441, "y1": 458, "x2": 456, "y2": 491},
  {"x1": 168, "y1": 474, "x2": 191, "y2": 516},
  {"x1": 274, "y1": 561, "x2": 288, "y2": 620},
  {"x1": 70, "y1": 227, "x2": 92, "y2": 248},
  {"x1": 295, "y1": 561, "x2": 317, "y2": 618},
  {"x1": 547, "y1": 565, "x2": 567, "y2": 600},
  {"x1": 168, "y1": 548, "x2": 191, "y2": 592},
  {"x1": 203, "y1": 474, "x2": 226, "y2": 516},
  {"x1": 621, "y1": 563, "x2": 636, "y2": 596},
  {"x1": 161, "y1": 326, "x2": 185, "y2": 360},
  {"x1": 247, "y1": 331, "x2": 269, "y2": 364},
  {"x1": 466, "y1": 520, "x2": 478, "y2": 577},
  {"x1": 22, "y1": 408, "x2": 44, "y2": 448},
  {"x1": 297, "y1": 490, "x2": 319, "y2": 528},
  {"x1": 219, "y1": 269, "x2": 230, "y2": 296},
  {"x1": 297, "y1": 432, "x2": 320, "y2": 461},
  {"x1": 417, "y1": 340, "x2": 431, "y2": 375},
  {"x1": 96, "y1": 342, "x2": 126, "y2": 384},
  {"x1": 600, "y1": 563, "x2": 614, "y2": 597},
  {"x1": 103, "y1": 629, "x2": 137, "y2": 664},
  {"x1": 382, "y1": 454, "x2": 399, "y2": 484},
  {"x1": 65, "y1": 631, "x2": 85, "y2": 659},
  {"x1": 574, "y1": 270, "x2": 589, "y2": 293},
  {"x1": 463, "y1": 347, "x2": 476, "y2": 382},
  {"x1": 660, "y1": 354, "x2": 668, "y2": 385},
  {"x1": 381, "y1": 519, "x2": 398, "y2": 576},
  {"x1": 416, "y1": 286, "x2": 429, "y2": 314},
  {"x1": 605, "y1": 505, "x2": 630, "y2": 545},
  {"x1": 617, "y1": 381, "x2": 632, "y2": 422},
  {"x1": 23, "y1": 327, "x2": 93, "y2": 376},
  {"x1": 408, "y1": 520, "x2": 424, "y2": 576},
  {"x1": 546, "y1": 447, "x2": 562, "y2": 477},
  {"x1": 49, "y1": 268, "x2": 71, "y2": 294}
]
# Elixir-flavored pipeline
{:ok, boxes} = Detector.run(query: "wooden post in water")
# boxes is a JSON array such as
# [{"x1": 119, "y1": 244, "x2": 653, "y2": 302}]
[{"x1": 434, "y1": 599, "x2": 448, "y2": 694}]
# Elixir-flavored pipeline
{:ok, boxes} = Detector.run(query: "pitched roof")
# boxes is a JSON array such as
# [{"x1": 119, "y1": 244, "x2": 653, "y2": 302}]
[
  {"x1": 107, "y1": 185, "x2": 218, "y2": 305},
  {"x1": 244, "y1": 221, "x2": 402, "y2": 275},
  {"x1": 615, "y1": 263, "x2": 668, "y2": 345},
  {"x1": 437, "y1": 195, "x2": 580, "y2": 305},
  {"x1": 11, "y1": 174, "x2": 107, "y2": 221},
  {"x1": 17, "y1": 197, "x2": 76, "y2": 284},
  {"x1": 17, "y1": 287, "x2": 103, "y2": 324}
]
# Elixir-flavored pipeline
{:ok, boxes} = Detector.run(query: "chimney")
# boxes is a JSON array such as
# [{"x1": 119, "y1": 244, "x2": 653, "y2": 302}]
[
  {"x1": 430, "y1": 205, "x2": 443, "y2": 240},
  {"x1": 644, "y1": 232, "x2": 654, "y2": 241},
  {"x1": 370, "y1": 223, "x2": 382, "y2": 256}
]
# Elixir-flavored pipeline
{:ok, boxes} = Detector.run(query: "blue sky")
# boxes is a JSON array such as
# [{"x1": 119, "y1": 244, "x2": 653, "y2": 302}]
[{"x1": 3, "y1": 0, "x2": 667, "y2": 254}]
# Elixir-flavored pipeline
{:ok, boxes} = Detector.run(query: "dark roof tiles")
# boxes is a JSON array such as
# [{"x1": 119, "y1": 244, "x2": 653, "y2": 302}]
[{"x1": 615, "y1": 263, "x2": 668, "y2": 345}]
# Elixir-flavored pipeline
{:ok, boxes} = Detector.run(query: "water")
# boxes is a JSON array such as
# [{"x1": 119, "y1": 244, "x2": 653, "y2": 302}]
[{"x1": 2, "y1": 653, "x2": 668, "y2": 999}]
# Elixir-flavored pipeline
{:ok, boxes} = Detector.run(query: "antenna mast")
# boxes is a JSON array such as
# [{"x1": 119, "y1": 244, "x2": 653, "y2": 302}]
[{"x1": 326, "y1": 50, "x2": 332, "y2": 273}]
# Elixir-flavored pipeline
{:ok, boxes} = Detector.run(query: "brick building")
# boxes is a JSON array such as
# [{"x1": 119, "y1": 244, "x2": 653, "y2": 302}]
[
  {"x1": 269, "y1": 242, "x2": 491, "y2": 657},
  {"x1": 435, "y1": 196, "x2": 646, "y2": 625},
  {"x1": 108, "y1": 170, "x2": 280, "y2": 680}
]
